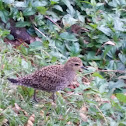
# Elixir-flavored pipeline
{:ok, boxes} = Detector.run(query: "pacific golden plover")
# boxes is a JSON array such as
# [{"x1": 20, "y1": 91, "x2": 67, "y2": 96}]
[{"x1": 8, "y1": 57, "x2": 87, "y2": 102}]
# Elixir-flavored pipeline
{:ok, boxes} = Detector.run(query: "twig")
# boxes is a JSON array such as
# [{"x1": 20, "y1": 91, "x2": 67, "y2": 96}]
[
  {"x1": 98, "y1": 69, "x2": 126, "y2": 73},
  {"x1": 45, "y1": 15, "x2": 62, "y2": 29},
  {"x1": 33, "y1": 26, "x2": 47, "y2": 38},
  {"x1": 95, "y1": 105, "x2": 108, "y2": 125},
  {"x1": 96, "y1": 41, "x2": 115, "y2": 56}
]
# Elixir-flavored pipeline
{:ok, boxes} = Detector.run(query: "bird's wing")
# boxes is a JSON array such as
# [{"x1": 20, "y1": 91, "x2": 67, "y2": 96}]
[{"x1": 18, "y1": 72, "x2": 68, "y2": 92}]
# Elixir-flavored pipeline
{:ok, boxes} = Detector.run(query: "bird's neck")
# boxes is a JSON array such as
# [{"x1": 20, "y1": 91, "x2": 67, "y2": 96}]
[{"x1": 63, "y1": 66, "x2": 76, "y2": 82}]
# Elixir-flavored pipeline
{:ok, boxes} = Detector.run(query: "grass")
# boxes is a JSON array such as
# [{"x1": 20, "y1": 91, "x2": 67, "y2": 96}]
[
  {"x1": 0, "y1": 0, "x2": 126, "y2": 125},
  {"x1": 1, "y1": 41, "x2": 126, "y2": 126},
  {"x1": 0, "y1": 41, "x2": 92, "y2": 125},
  {"x1": 0, "y1": 41, "x2": 84, "y2": 125}
]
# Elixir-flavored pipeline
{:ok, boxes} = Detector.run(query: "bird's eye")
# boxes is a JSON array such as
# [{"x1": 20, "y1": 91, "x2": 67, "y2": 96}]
[{"x1": 75, "y1": 64, "x2": 79, "y2": 66}]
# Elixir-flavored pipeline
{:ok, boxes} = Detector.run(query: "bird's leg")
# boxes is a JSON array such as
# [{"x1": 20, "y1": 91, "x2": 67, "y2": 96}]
[
  {"x1": 52, "y1": 92, "x2": 56, "y2": 102},
  {"x1": 33, "y1": 90, "x2": 38, "y2": 102}
]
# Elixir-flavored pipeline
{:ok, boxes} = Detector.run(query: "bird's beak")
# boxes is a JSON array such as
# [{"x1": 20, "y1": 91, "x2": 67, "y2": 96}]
[{"x1": 81, "y1": 66, "x2": 88, "y2": 70}]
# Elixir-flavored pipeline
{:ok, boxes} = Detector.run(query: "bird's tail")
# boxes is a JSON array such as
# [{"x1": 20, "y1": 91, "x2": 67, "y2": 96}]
[
  {"x1": 7, "y1": 78, "x2": 32, "y2": 88},
  {"x1": 7, "y1": 78, "x2": 19, "y2": 83}
]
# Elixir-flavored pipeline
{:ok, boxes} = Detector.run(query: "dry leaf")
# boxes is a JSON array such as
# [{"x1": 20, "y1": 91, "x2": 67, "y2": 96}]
[
  {"x1": 80, "y1": 106, "x2": 88, "y2": 113},
  {"x1": 79, "y1": 113, "x2": 88, "y2": 122},
  {"x1": 40, "y1": 110, "x2": 44, "y2": 117},
  {"x1": 1, "y1": 119, "x2": 9, "y2": 125},
  {"x1": 12, "y1": 103, "x2": 28, "y2": 116},
  {"x1": 111, "y1": 95, "x2": 116, "y2": 100},
  {"x1": 51, "y1": 102, "x2": 57, "y2": 108},
  {"x1": 83, "y1": 40, "x2": 89, "y2": 44},
  {"x1": 104, "y1": 41, "x2": 116, "y2": 46},
  {"x1": 96, "y1": 40, "x2": 115, "y2": 55},
  {"x1": 13, "y1": 103, "x2": 22, "y2": 114},
  {"x1": 82, "y1": 77, "x2": 90, "y2": 85},
  {"x1": 58, "y1": 115, "x2": 64, "y2": 120},
  {"x1": 1, "y1": 64, "x2": 5, "y2": 69},
  {"x1": 0, "y1": 108, "x2": 3, "y2": 114},
  {"x1": 67, "y1": 121, "x2": 73, "y2": 125},
  {"x1": 68, "y1": 85, "x2": 75, "y2": 89},
  {"x1": 25, "y1": 114, "x2": 35, "y2": 126},
  {"x1": 73, "y1": 81, "x2": 80, "y2": 87}
]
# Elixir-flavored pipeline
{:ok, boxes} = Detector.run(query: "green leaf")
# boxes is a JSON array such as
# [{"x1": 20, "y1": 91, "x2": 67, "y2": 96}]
[
  {"x1": 0, "y1": 10, "x2": 9, "y2": 23},
  {"x1": 33, "y1": 1, "x2": 48, "y2": 7},
  {"x1": 114, "y1": 17, "x2": 124, "y2": 31},
  {"x1": 21, "y1": 59, "x2": 28, "y2": 69},
  {"x1": 98, "y1": 25, "x2": 112, "y2": 36},
  {"x1": 107, "y1": 47, "x2": 117, "y2": 59},
  {"x1": 14, "y1": 1, "x2": 26, "y2": 8},
  {"x1": 29, "y1": 41, "x2": 42, "y2": 49},
  {"x1": 116, "y1": 93, "x2": 126, "y2": 103},
  {"x1": 60, "y1": 32, "x2": 78, "y2": 41},
  {"x1": 91, "y1": 0, "x2": 96, "y2": 6},
  {"x1": 0, "y1": 29, "x2": 10, "y2": 37},
  {"x1": 50, "y1": 0, "x2": 59, "y2": 5},
  {"x1": 62, "y1": 14, "x2": 77, "y2": 27},
  {"x1": 53, "y1": 5, "x2": 63, "y2": 12},
  {"x1": 118, "y1": 53, "x2": 126, "y2": 64},
  {"x1": 86, "y1": 52, "x2": 101, "y2": 61},
  {"x1": 92, "y1": 72, "x2": 104, "y2": 79},
  {"x1": 107, "y1": 60, "x2": 117, "y2": 70},
  {"x1": 3, "y1": 0, "x2": 14, "y2": 4},
  {"x1": 16, "y1": 21, "x2": 31, "y2": 27},
  {"x1": 62, "y1": 0, "x2": 75, "y2": 15},
  {"x1": 37, "y1": 6, "x2": 48, "y2": 15},
  {"x1": 7, "y1": 34, "x2": 14, "y2": 40},
  {"x1": 101, "y1": 103, "x2": 111, "y2": 111},
  {"x1": 109, "y1": 80, "x2": 125, "y2": 90},
  {"x1": 66, "y1": 42, "x2": 80, "y2": 56},
  {"x1": 23, "y1": 8, "x2": 36, "y2": 16},
  {"x1": 89, "y1": 23, "x2": 97, "y2": 29}
]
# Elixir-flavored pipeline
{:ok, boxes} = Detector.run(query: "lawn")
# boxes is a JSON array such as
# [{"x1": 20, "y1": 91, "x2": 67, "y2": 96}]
[{"x1": 0, "y1": 0, "x2": 126, "y2": 125}]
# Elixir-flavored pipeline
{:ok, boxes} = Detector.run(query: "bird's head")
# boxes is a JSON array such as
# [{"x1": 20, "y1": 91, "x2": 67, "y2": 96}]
[{"x1": 64, "y1": 57, "x2": 87, "y2": 71}]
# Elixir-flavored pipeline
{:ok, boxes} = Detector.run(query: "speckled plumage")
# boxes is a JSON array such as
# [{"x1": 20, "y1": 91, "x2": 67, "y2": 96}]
[{"x1": 8, "y1": 57, "x2": 85, "y2": 101}]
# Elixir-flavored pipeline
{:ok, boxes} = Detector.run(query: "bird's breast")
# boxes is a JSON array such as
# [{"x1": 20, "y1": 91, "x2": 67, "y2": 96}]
[{"x1": 64, "y1": 71, "x2": 76, "y2": 83}]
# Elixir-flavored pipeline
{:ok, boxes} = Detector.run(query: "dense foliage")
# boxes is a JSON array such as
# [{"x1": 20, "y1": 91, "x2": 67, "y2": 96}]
[{"x1": 0, "y1": 0, "x2": 126, "y2": 125}]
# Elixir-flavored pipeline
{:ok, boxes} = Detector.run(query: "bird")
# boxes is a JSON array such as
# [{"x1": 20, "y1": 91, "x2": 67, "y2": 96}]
[{"x1": 7, "y1": 57, "x2": 87, "y2": 102}]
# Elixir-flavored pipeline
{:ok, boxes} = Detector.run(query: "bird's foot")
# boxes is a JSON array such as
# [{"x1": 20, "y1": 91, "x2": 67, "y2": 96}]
[
  {"x1": 33, "y1": 90, "x2": 39, "y2": 103},
  {"x1": 33, "y1": 96, "x2": 39, "y2": 103}
]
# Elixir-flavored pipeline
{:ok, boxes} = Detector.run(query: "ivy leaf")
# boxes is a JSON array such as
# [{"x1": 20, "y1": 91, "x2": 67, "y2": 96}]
[
  {"x1": 37, "y1": 6, "x2": 48, "y2": 15},
  {"x1": 29, "y1": 41, "x2": 42, "y2": 50},
  {"x1": 60, "y1": 32, "x2": 78, "y2": 41},
  {"x1": 16, "y1": 21, "x2": 31, "y2": 27},
  {"x1": 50, "y1": 0, "x2": 59, "y2": 5},
  {"x1": 0, "y1": 10, "x2": 9, "y2": 23},
  {"x1": 109, "y1": 80, "x2": 125, "y2": 91},
  {"x1": 21, "y1": 59, "x2": 28, "y2": 69},
  {"x1": 53, "y1": 5, "x2": 63, "y2": 12},
  {"x1": 3, "y1": 0, "x2": 14, "y2": 4},
  {"x1": 0, "y1": 29, "x2": 10, "y2": 37},
  {"x1": 62, "y1": 0, "x2": 75, "y2": 15},
  {"x1": 14, "y1": 1, "x2": 26, "y2": 8},
  {"x1": 92, "y1": 72, "x2": 104, "y2": 79},
  {"x1": 114, "y1": 17, "x2": 124, "y2": 31},
  {"x1": 98, "y1": 25, "x2": 112, "y2": 36},
  {"x1": 62, "y1": 14, "x2": 78, "y2": 27},
  {"x1": 116, "y1": 93, "x2": 126, "y2": 103},
  {"x1": 32, "y1": 1, "x2": 48, "y2": 7},
  {"x1": 23, "y1": 8, "x2": 36, "y2": 16},
  {"x1": 66, "y1": 42, "x2": 80, "y2": 56},
  {"x1": 118, "y1": 53, "x2": 126, "y2": 64}
]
